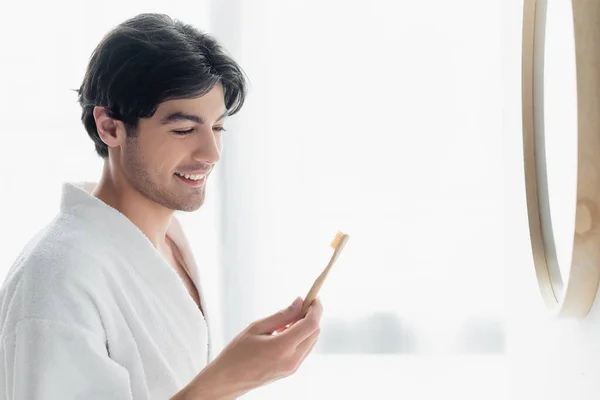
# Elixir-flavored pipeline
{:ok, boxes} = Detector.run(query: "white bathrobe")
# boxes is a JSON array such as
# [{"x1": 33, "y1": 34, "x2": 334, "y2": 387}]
[{"x1": 0, "y1": 182, "x2": 213, "y2": 399}]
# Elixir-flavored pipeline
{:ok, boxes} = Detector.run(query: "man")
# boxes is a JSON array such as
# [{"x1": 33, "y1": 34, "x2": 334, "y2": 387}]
[{"x1": 0, "y1": 13, "x2": 322, "y2": 399}]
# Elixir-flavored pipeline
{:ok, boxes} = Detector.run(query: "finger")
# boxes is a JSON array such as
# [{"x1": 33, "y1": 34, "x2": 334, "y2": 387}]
[
  {"x1": 252, "y1": 297, "x2": 303, "y2": 334},
  {"x1": 280, "y1": 298, "x2": 323, "y2": 345},
  {"x1": 294, "y1": 329, "x2": 320, "y2": 369},
  {"x1": 274, "y1": 317, "x2": 302, "y2": 334},
  {"x1": 300, "y1": 295, "x2": 317, "y2": 318},
  {"x1": 274, "y1": 323, "x2": 291, "y2": 334},
  {"x1": 301, "y1": 336, "x2": 319, "y2": 363},
  {"x1": 297, "y1": 327, "x2": 320, "y2": 356},
  {"x1": 278, "y1": 297, "x2": 322, "y2": 334}
]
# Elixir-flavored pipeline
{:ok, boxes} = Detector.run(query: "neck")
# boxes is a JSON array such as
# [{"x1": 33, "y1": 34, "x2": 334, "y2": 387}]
[{"x1": 92, "y1": 162, "x2": 173, "y2": 250}]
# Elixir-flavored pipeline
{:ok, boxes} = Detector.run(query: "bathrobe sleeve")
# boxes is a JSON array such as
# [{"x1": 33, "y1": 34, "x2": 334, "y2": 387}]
[{"x1": 0, "y1": 317, "x2": 134, "y2": 400}]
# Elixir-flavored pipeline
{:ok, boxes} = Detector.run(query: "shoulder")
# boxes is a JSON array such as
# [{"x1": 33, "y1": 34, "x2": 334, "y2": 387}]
[
  {"x1": 6, "y1": 212, "x2": 110, "y2": 284},
  {"x1": 0, "y1": 213, "x2": 112, "y2": 339}
]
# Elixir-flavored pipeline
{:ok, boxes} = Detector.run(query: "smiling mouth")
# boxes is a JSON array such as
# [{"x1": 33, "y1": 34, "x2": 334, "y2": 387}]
[
  {"x1": 175, "y1": 172, "x2": 206, "y2": 181},
  {"x1": 174, "y1": 172, "x2": 207, "y2": 187}
]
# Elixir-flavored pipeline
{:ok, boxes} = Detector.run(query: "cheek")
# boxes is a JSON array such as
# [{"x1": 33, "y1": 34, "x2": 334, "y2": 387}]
[
  {"x1": 157, "y1": 150, "x2": 181, "y2": 176},
  {"x1": 136, "y1": 141, "x2": 179, "y2": 178}
]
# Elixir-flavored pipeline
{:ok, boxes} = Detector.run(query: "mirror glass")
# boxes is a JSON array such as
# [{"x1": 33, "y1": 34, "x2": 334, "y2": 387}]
[{"x1": 542, "y1": 0, "x2": 578, "y2": 292}]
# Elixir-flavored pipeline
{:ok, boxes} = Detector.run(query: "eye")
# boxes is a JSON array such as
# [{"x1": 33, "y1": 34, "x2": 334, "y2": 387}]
[
  {"x1": 173, "y1": 128, "x2": 194, "y2": 135},
  {"x1": 214, "y1": 127, "x2": 227, "y2": 134}
]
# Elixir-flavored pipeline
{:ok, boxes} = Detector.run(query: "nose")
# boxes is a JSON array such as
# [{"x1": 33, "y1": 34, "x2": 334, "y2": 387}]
[{"x1": 191, "y1": 126, "x2": 221, "y2": 164}]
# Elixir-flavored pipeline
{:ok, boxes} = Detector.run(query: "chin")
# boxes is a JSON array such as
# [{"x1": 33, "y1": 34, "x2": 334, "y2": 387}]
[
  {"x1": 178, "y1": 201, "x2": 204, "y2": 212},
  {"x1": 174, "y1": 192, "x2": 206, "y2": 212}
]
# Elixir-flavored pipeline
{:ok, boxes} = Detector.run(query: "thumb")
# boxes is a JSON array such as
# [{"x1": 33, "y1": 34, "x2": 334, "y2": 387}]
[{"x1": 252, "y1": 297, "x2": 303, "y2": 334}]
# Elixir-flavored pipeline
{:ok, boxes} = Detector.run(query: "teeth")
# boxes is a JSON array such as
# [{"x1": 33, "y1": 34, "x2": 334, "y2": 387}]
[{"x1": 176, "y1": 172, "x2": 205, "y2": 181}]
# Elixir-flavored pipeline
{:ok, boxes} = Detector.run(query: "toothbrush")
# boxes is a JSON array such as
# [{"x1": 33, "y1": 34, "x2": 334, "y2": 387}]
[{"x1": 300, "y1": 231, "x2": 350, "y2": 318}]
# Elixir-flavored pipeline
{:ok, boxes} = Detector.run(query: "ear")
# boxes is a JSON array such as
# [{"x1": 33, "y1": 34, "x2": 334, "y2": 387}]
[{"x1": 93, "y1": 106, "x2": 127, "y2": 151}]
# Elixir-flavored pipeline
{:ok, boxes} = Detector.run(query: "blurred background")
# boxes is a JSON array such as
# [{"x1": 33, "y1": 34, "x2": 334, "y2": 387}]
[{"x1": 0, "y1": 0, "x2": 506, "y2": 398}]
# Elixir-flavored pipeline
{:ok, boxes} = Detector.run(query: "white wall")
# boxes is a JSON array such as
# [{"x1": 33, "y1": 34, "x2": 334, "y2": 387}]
[{"x1": 503, "y1": 1, "x2": 600, "y2": 399}]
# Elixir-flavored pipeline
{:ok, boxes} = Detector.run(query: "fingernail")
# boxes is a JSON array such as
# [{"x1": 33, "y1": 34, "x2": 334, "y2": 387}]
[{"x1": 290, "y1": 297, "x2": 302, "y2": 309}]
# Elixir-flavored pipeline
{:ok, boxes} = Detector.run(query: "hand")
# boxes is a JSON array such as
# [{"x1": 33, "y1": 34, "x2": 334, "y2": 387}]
[{"x1": 191, "y1": 297, "x2": 323, "y2": 399}]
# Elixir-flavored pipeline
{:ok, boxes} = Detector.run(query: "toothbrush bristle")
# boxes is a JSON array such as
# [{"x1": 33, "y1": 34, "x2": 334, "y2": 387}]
[{"x1": 330, "y1": 231, "x2": 345, "y2": 249}]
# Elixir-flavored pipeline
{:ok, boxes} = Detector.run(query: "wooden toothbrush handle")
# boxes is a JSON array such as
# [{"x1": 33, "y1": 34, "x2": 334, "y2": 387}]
[{"x1": 300, "y1": 256, "x2": 336, "y2": 317}]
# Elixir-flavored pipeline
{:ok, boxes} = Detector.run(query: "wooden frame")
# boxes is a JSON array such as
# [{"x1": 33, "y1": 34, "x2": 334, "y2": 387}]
[{"x1": 522, "y1": 0, "x2": 600, "y2": 317}]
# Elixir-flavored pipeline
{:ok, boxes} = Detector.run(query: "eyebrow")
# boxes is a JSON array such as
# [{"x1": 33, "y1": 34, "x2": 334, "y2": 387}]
[{"x1": 160, "y1": 110, "x2": 229, "y2": 125}]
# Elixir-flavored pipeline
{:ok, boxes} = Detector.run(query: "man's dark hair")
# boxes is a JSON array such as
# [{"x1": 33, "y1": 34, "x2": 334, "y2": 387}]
[{"x1": 77, "y1": 13, "x2": 247, "y2": 158}]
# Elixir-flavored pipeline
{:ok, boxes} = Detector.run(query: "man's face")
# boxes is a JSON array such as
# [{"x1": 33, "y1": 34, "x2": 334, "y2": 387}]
[{"x1": 119, "y1": 83, "x2": 226, "y2": 212}]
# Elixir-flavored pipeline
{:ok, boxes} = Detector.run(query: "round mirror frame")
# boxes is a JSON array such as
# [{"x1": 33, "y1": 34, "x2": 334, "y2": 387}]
[{"x1": 522, "y1": 0, "x2": 600, "y2": 317}]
